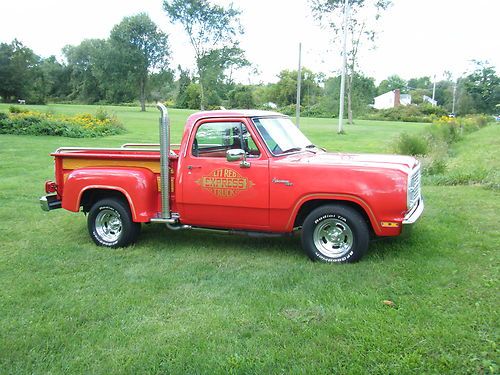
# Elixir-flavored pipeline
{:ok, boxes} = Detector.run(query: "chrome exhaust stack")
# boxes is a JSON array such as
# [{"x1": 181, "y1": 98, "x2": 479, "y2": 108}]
[{"x1": 151, "y1": 102, "x2": 175, "y2": 223}]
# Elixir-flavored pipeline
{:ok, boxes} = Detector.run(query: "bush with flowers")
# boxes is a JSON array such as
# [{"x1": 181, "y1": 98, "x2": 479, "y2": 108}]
[
  {"x1": 392, "y1": 114, "x2": 494, "y2": 188},
  {"x1": 0, "y1": 107, "x2": 125, "y2": 138}
]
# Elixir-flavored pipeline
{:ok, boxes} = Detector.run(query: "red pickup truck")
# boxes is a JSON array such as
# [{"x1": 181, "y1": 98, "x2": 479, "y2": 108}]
[{"x1": 40, "y1": 104, "x2": 423, "y2": 263}]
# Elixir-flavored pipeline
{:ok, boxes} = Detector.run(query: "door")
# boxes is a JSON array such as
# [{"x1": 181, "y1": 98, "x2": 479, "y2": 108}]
[{"x1": 180, "y1": 119, "x2": 270, "y2": 230}]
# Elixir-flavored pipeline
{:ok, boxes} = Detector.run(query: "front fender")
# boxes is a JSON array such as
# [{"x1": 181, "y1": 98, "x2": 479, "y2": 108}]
[{"x1": 62, "y1": 167, "x2": 158, "y2": 222}]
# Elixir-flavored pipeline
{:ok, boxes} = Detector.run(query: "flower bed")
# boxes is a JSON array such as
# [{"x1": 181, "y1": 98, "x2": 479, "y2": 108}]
[{"x1": 0, "y1": 107, "x2": 125, "y2": 138}]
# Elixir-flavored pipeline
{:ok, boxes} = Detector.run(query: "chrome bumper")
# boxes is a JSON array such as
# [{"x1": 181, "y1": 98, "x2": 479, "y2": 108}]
[
  {"x1": 400, "y1": 198, "x2": 424, "y2": 236},
  {"x1": 403, "y1": 197, "x2": 424, "y2": 225},
  {"x1": 40, "y1": 195, "x2": 62, "y2": 211}
]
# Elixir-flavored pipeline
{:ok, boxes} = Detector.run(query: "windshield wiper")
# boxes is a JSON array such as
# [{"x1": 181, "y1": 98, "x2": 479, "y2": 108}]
[
  {"x1": 306, "y1": 144, "x2": 325, "y2": 152},
  {"x1": 280, "y1": 146, "x2": 317, "y2": 155},
  {"x1": 280, "y1": 147, "x2": 303, "y2": 154}
]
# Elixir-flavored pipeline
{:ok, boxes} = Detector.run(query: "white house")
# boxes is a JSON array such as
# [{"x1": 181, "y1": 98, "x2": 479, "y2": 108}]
[
  {"x1": 423, "y1": 95, "x2": 437, "y2": 106},
  {"x1": 373, "y1": 89, "x2": 411, "y2": 110}
]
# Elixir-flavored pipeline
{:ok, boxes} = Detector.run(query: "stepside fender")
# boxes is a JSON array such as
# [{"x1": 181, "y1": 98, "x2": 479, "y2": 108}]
[{"x1": 62, "y1": 167, "x2": 158, "y2": 222}]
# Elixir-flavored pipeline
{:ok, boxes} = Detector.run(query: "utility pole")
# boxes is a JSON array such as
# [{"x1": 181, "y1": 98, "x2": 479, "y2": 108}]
[
  {"x1": 452, "y1": 80, "x2": 457, "y2": 114},
  {"x1": 295, "y1": 42, "x2": 302, "y2": 128},
  {"x1": 338, "y1": 0, "x2": 349, "y2": 134},
  {"x1": 432, "y1": 74, "x2": 436, "y2": 106}
]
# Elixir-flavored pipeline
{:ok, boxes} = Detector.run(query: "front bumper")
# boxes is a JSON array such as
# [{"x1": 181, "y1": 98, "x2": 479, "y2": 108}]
[
  {"x1": 40, "y1": 195, "x2": 62, "y2": 211},
  {"x1": 401, "y1": 197, "x2": 424, "y2": 235}
]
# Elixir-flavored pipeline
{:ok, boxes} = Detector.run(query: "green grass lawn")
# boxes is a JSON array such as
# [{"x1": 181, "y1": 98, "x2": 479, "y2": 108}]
[{"x1": 0, "y1": 104, "x2": 498, "y2": 374}]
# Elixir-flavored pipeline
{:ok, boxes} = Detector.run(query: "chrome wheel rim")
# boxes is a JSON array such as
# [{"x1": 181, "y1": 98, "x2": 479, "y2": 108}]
[
  {"x1": 313, "y1": 218, "x2": 353, "y2": 258},
  {"x1": 95, "y1": 209, "x2": 122, "y2": 243}
]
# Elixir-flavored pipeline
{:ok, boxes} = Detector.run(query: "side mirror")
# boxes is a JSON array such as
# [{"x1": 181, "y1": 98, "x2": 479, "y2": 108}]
[{"x1": 226, "y1": 149, "x2": 250, "y2": 168}]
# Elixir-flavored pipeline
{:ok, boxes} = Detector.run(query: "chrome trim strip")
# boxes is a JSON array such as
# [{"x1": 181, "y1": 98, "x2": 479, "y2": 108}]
[
  {"x1": 55, "y1": 146, "x2": 162, "y2": 153},
  {"x1": 121, "y1": 143, "x2": 181, "y2": 149},
  {"x1": 150, "y1": 218, "x2": 178, "y2": 224}
]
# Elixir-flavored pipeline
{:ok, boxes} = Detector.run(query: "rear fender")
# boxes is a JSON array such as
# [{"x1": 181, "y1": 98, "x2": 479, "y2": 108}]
[{"x1": 62, "y1": 167, "x2": 158, "y2": 222}]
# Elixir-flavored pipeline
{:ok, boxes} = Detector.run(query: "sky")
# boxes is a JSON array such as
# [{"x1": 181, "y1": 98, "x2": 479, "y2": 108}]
[{"x1": 0, "y1": 0, "x2": 499, "y2": 84}]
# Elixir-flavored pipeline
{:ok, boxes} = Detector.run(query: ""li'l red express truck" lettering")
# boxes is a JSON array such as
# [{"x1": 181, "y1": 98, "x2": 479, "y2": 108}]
[{"x1": 40, "y1": 104, "x2": 423, "y2": 263}]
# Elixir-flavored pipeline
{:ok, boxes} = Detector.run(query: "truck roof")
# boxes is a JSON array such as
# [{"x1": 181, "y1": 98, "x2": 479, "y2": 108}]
[{"x1": 186, "y1": 109, "x2": 285, "y2": 123}]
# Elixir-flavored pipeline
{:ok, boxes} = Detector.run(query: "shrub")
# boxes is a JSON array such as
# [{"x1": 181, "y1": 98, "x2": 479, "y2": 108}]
[
  {"x1": 278, "y1": 104, "x2": 297, "y2": 117},
  {"x1": 8, "y1": 105, "x2": 29, "y2": 114},
  {"x1": 392, "y1": 114, "x2": 493, "y2": 179},
  {"x1": 364, "y1": 104, "x2": 447, "y2": 123},
  {"x1": 427, "y1": 168, "x2": 489, "y2": 187},
  {"x1": 0, "y1": 109, "x2": 125, "y2": 138},
  {"x1": 428, "y1": 117, "x2": 462, "y2": 145},
  {"x1": 429, "y1": 115, "x2": 492, "y2": 145},
  {"x1": 424, "y1": 138, "x2": 449, "y2": 173},
  {"x1": 301, "y1": 103, "x2": 335, "y2": 118},
  {"x1": 460, "y1": 114, "x2": 490, "y2": 133},
  {"x1": 393, "y1": 132, "x2": 428, "y2": 156},
  {"x1": 424, "y1": 157, "x2": 447, "y2": 176}
]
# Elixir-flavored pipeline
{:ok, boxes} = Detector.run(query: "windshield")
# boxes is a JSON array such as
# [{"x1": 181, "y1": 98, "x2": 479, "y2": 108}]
[{"x1": 252, "y1": 117, "x2": 313, "y2": 155}]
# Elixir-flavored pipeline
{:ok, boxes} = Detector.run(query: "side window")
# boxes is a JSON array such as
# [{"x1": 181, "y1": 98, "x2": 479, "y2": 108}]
[{"x1": 192, "y1": 122, "x2": 261, "y2": 158}]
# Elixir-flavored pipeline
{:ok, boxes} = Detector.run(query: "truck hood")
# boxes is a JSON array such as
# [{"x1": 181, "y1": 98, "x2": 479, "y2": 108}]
[{"x1": 281, "y1": 151, "x2": 418, "y2": 173}]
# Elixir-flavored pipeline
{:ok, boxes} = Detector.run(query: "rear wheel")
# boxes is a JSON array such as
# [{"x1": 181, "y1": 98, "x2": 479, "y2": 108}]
[
  {"x1": 88, "y1": 198, "x2": 140, "y2": 248},
  {"x1": 301, "y1": 204, "x2": 369, "y2": 263}
]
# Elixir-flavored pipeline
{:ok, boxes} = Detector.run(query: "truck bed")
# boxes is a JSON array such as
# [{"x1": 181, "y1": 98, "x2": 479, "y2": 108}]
[{"x1": 51, "y1": 145, "x2": 180, "y2": 203}]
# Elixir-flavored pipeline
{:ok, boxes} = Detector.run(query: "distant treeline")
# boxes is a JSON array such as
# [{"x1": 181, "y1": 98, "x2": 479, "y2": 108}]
[{"x1": 0, "y1": 16, "x2": 498, "y2": 117}]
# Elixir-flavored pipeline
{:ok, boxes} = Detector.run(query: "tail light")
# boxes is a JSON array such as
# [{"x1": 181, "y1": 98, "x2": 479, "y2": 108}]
[{"x1": 45, "y1": 181, "x2": 57, "y2": 193}]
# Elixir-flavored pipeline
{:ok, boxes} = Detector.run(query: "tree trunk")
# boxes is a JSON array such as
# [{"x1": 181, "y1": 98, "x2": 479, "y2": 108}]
[
  {"x1": 347, "y1": 73, "x2": 353, "y2": 125},
  {"x1": 199, "y1": 79, "x2": 205, "y2": 110},
  {"x1": 196, "y1": 59, "x2": 205, "y2": 110},
  {"x1": 140, "y1": 76, "x2": 146, "y2": 112}
]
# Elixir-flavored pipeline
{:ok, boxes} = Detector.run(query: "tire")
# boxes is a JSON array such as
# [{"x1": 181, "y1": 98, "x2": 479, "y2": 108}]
[
  {"x1": 87, "y1": 198, "x2": 140, "y2": 248},
  {"x1": 301, "y1": 204, "x2": 369, "y2": 263}
]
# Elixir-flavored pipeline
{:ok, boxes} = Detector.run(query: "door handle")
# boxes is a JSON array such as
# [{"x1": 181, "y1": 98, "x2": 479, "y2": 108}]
[{"x1": 187, "y1": 165, "x2": 202, "y2": 170}]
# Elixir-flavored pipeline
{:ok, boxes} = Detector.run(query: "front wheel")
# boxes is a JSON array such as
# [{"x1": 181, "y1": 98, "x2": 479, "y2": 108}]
[
  {"x1": 301, "y1": 204, "x2": 369, "y2": 263},
  {"x1": 87, "y1": 198, "x2": 140, "y2": 248}
]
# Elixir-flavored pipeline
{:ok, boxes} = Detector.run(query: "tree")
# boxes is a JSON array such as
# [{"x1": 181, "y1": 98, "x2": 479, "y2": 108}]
[
  {"x1": 39, "y1": 56, "x2": 71, "y2": 100},
  {"x1": 109, "y1": 13, "x2": 169, "y2": 111},
  {"x1": 349, "y1": 73, "x2": 376, "y2": 113},
  {"x1": 228, "y1": 85, "x2": 255, "y2": 109},
  {"x1": 462, "y1": 61, "x2": 500, "y2": 114},
  {"x1": 175, "y1": 66, "x2": 193, "y2": 108},
  {"x1": 163, "y1": 0, "x2": 244, "y2": 109},
  {"x1": 408, "y1": 76, "x2": 432, "y2": 90},
  {"x1": 197, "y1": 46, "x2": 249, "y2": 107},
  {"x1": 377, "y1": 74, "x2": 407, "y2": 95},
  {"x1": 184, "y1": 83, "x2": 202, "y2": 109},
  {"x1": 149, "y1": 68, "x2": 175, "y2": 103},
  {"x1": 311, "y1": 0, "x2": 391, "y2": 124},
  {"x1": 63, "y1": 39, "x2": 107, "y2": 103},
  {"x1": 270, "y1": 68, "x2": 322, "y2": 107},
  {"x1": 0, "y1": 39, "x2": 41, "y2": 102},
  {"x1": 319, "y1": 73, "x2": 375, "y2": 117}
]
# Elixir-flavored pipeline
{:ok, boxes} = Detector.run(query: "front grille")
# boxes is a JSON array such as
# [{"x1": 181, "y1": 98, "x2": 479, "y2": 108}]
[{"x1": 408, "y1": 166, "x2": 421, "y2": 209}]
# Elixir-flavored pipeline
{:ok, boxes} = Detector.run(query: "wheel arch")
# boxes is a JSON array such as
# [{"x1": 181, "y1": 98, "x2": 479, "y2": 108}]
[
  {"x1": 292, "y1": 197, "x2": 379, "y2": 236},
  {"x1": 81, "y1": 188, "x2": 131, "y2": 214}
]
